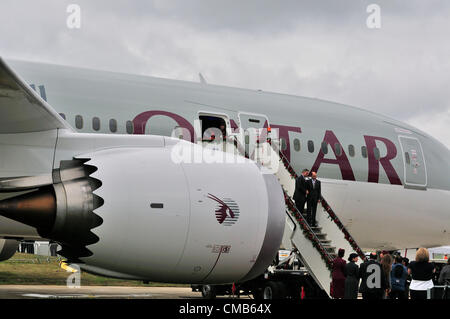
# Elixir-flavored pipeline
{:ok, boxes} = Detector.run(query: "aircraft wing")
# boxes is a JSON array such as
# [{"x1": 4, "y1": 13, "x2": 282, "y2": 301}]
[{"x1": 0, "y1": 57, "x2": 73, "y2": 133}]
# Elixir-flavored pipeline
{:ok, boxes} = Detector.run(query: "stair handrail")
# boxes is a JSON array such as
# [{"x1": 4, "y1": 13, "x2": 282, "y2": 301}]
[
  {"x1": 231, "y1": 135, "x2": 335, "y2": 269},
  {"x1": 268, "y1": 139, "x2": 367, "y2": 261},
  {"x1": 283, "y1": 190, "x2": 334, "y2": 270}
]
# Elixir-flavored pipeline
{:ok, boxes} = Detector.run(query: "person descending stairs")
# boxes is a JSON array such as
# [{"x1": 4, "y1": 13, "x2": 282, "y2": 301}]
[{"x1": 223, "y1": 130, "x2": 367, "y2": 297}]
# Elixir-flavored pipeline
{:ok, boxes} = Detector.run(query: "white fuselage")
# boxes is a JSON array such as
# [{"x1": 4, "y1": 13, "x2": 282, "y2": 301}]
[{"x1": 2, "y1": 59, "x2": 450, "y2": 251}]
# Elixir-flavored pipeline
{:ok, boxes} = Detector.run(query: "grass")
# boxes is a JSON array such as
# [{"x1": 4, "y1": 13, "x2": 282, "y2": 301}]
[{"x1": 0, "y1": 252, "x2": 188, "y2": 287}]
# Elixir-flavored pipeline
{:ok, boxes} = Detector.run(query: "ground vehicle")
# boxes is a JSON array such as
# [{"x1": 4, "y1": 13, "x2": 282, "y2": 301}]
[{"x1": 191, "y1": 250, "x2": 328, "y2": 299}]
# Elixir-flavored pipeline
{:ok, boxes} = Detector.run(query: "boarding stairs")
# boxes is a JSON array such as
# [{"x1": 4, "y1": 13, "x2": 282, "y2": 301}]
[
  {"x1": 208, "y1": 134, "x2": 366, "y2": 297},
  {"x1": 264, "y1": 141, "x2": 366, "y2": 295}
]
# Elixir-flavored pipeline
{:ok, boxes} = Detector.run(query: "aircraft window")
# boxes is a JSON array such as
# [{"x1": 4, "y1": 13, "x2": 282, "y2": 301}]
[
  {"x1": 59, "y1": 113, "x2": 66, "y2": 120},
  {"x1": 334, "y1": 143, "x2": 342, "y2": 156},
  {"x1": 199, "y1": 115, "x2": 226, "y2": 141},
  {"x1": 126, "y1": 120, "x2": 134, "y2": 134},
  {"x1": 361, "y1": 146, "x2": 367, "y2": 158},
  {"x1": 405, "y1": 152, "x2": 411, "y2": 165},
  {"x1": 374, "y1": 147, "x2": 381, "y2": 160},
  {"x1": 348, "y1": 145, "x2": 355, "y2": 157},
  {"x1": 293, "y1": 139, "x2": 301, "y2": 152},
  {"x1": 92, "y1": 117, "x2": 100, "y2": 131},
  {"x1": 280, "y1": 138, "x2": 287, "y2": 151},
  {"x1": 321, "y1": 142, "x2": 328, "y2": 154},
  {"x1": 308, "y1": 140, "x2": 314, "y2": 153},
  {"x1": 109, "y1": 119, "x2": 117, "y2": 133},
  {"x1": 75, "y1": 115, "x2": 83, "y2": 129}
]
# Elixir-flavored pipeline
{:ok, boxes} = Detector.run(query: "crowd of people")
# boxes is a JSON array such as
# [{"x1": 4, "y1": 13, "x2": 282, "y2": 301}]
[
  {"x1": 330, "y1": 248, "x2": 450, "y2": 299},
  {"x1": 293, "y1": 170, "x2": 450, "y2": 300}
]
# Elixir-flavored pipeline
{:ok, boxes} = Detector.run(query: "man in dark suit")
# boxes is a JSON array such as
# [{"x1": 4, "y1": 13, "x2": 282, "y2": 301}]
[
  {"x1": 293, "y1": 169, "x2": 309, "y2": 215},
  {"x1": 306, "y1": 171, "x2": 321, "y2": 227},
  {"x1": 359, "y1": 253, "x2": 388, "y2": 299}
]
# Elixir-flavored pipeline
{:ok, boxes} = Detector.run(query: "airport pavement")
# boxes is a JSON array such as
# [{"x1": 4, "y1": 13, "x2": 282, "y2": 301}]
[{"x1": 0, "y1": 285, "x2": 206, "y2": 299}]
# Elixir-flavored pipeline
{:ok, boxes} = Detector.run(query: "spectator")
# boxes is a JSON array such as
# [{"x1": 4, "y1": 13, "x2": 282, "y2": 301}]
[
  {"x1": 381, "y1": 254, "x2": 393, "y2": 298},
  {"x1": 408, "y1": 248, "x2": 435, "y2": 299},
  {"x1": 438, "y1": 258, "x2": 450, "y2": 285},
  {"x1": 344, "y1": 253, "x2": 360, "y2": 299},
  {"x1": 389, "y1": 255, "x2": 408, "y2": 299},
  {"x1": 359, "y1": 252, "x2": 387, "y2": 299},
  {"x1": 331, "y1": 248, "x2": 346, "y2": 299},
  {"x1": 378, "y1": 250, "x2": 389, "y2": 263},
  {"x1": 402, "y1": 257, "x2": 411, "y2": 298}
]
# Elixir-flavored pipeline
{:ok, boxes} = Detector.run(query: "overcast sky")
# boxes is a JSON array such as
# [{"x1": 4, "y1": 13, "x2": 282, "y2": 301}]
[{"x1": 0, "y1": 0, "x2": 449, "y2": 148}]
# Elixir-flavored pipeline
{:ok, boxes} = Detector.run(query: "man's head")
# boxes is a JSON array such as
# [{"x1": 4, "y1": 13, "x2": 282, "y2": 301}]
[
  {"x1": 369, "y1": 252, "x2": 377, "y2": 260},
  {"x1": 302, "y1": 169, "x2": 309, "y2": 176},
  {"x1": 395, "y1": 255, "x2": 403, "y2": 264},
  {"x1": 402, "y1": 257, "x2": 409, "y2": 266},
  {"x1": 311, "y1": 171, "x2": 317, "y2": 179}
]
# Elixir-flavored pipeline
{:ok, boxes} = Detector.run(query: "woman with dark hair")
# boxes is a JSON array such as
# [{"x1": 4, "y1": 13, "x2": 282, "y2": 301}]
[
  {"x1": 389, "y1": 255, "x2": 408, "y2": 299},
  {"x1": 344, "y1": 253, "x2": 359, "y2": 299},
  {"x1": 330, "y1": 248, "x2": 346, "y2": 299},
  {"x1": 408, "y1": 248, "x2": 435, "y2": 299},
  {"x1": 381, "y1": 254, "x2": 393, "y2": 298}
]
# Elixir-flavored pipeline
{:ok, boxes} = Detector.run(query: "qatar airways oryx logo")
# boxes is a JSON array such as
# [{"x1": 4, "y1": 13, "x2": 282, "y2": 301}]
[{"x1": 207, "y1": 193, "x2": 240, "y2": 226}]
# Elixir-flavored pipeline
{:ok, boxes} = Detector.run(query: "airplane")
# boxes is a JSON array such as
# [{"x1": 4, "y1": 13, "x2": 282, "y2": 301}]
[{"x1": 0, "y1": 58, "x2": 449, "y2": 284}]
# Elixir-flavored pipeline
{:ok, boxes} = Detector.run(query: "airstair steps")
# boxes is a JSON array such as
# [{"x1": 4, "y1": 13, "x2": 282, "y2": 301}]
[{"x1": 227, "y1": 135, "x2": 366, "y2": 297}]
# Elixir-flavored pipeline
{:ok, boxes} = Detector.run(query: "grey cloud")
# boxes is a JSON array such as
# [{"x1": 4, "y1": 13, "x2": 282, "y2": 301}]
[{"x1": 0, "y1": 0, "x2": 449, "y2": 147}]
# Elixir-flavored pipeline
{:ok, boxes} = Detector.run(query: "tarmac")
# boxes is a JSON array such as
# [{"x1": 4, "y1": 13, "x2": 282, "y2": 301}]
[{"x1": 0, "y1": 285, "x2": 207, "y2": 299}]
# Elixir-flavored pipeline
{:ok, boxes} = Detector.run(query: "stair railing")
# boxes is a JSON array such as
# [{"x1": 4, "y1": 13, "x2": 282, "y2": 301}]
[
  {"x1": 283, "y1": 190, "x2": 334, "y2": 269},
  {"x1": 268, "y1": 139, "x2": 367, "y2": 261},
  {"x1": 231, "y1": 135, "x2": 335, "y2": 268}
]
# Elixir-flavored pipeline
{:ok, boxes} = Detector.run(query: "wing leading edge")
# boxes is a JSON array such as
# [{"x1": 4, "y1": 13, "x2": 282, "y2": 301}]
[{"x1": 0, "y1": 57, "x2": 72, "y2": 134}]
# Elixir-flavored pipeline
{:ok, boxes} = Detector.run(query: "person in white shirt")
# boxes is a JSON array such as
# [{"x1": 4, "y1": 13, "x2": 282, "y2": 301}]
[{"x1": 408, "y1": 247, "x2": 435, "y2": 299}]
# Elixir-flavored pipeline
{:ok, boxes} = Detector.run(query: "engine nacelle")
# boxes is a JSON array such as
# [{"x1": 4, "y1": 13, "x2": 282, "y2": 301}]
[{"x1": 0, "y1": 140, "x2": 285, "y2": 284}]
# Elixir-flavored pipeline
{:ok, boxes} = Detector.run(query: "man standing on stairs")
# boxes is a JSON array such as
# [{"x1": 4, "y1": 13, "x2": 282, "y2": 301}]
[
  {"x1": 293, "y1": 168, "x2": 309, "y2": 215},
  {"x1": 306, "y1": 171, "x2": 321, "y2": 227}
]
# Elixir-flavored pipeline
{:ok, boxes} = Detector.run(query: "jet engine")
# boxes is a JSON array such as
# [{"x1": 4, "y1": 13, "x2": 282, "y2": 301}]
[{"x1": 0, "y1": 140, "x2": 285, "y2": 284}]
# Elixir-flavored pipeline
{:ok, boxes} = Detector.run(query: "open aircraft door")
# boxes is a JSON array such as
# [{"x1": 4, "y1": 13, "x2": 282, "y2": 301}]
[
  {"x1": 237, "y1": 112, "x2": 272, "y2": 159},
  {"x1": 398, "y1": 136, "x2": 427, "y2": 189}
]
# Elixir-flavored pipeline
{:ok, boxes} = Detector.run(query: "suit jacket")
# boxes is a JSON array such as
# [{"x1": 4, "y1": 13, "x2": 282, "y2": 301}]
[
  {"x1": 293, "y1": 175, "x2": 307, "y2": 202},
  {"x1": 438, "y1": 264, "x2": 450, "y2": 284},
  {"x1": 359, "y1": 260, "x2": 388, "y2": 293},
  {"x1": 306, "y1": 178, "x2": 321, "y2": 201}
]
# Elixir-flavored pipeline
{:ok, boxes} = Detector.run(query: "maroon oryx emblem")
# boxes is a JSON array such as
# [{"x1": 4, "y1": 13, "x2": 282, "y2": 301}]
[{"x1": 207, "y1": 193, "x2": 240, "y2": 226}]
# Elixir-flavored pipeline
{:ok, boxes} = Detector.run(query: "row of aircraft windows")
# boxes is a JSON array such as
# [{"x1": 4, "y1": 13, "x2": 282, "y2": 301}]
[
  {"x1": 59, "y1": 113, "x2": 134, "y2": 134},
  {"x1": 280, "y1": 138, "x2": 381, "y2": 160},
  {"x1": 61, "y1": 113, "x2": 381, "y2": 160}
]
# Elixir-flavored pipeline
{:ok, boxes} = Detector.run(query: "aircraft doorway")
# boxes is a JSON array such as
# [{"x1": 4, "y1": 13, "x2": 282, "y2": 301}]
[
  {"x1": 198, "y1": 113, "x2": 229, "y2": 142},
  {"x1": 398, "y1": 136, "x2": 427, "y2": 189}
]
